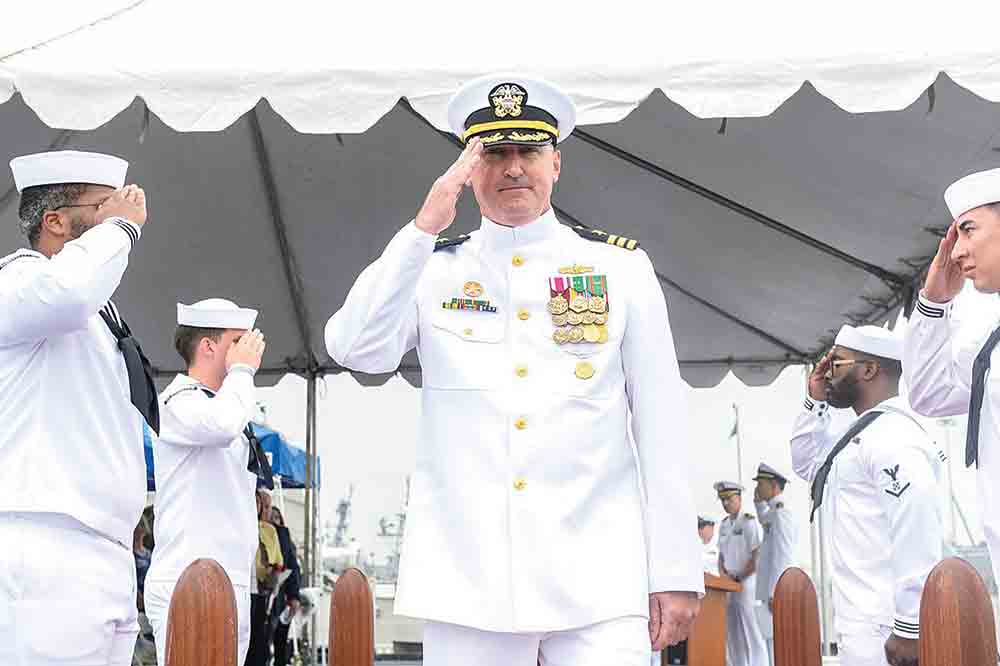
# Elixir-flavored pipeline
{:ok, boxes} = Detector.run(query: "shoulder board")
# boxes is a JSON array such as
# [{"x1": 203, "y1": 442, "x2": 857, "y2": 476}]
[
  {"x1": 567, "y1": 224, "x2": 641, "y2": 251},
  {"x1": 0, "y1": 252, "x2": 43, "y2": 271},
  {"x1": 744, "y1": 513, "x2": 756, "y2": 520},
  {"x1": 775, "y1": 502, "x2": 784, "y2": 509},
  {"x1": 434, "y1": 234, "x2": 471, "y2": 252}
]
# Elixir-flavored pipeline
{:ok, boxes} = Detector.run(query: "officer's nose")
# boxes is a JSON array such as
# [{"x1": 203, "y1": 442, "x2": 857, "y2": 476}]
[{"x1": 504, "y1": 156, "x2": 525, "y2": 179}]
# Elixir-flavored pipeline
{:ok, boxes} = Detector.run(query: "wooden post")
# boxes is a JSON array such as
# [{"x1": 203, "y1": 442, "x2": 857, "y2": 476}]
[
  {"x1": 165, "y1": 558, "x2": 237, "y2": 666},
  {"x1": 920, "y1": 557, "x2": 998, "y2": 665},
  {"x1": 329, "y1": 567, "x2": 374, "y2": 666},
  {"x1": 772, "y1": 567, "x2": 821, "y2": 666}
]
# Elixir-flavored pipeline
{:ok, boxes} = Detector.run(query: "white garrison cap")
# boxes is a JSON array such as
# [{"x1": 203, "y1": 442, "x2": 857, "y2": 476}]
[
  {"x1": 714, "y1": 481, "x2": 744, "y2": 497},
  {"x1": 834, "y1": 324, "x2": 902, "y2": 361},
  {"x1": 177, "y1": 299, "x2": 258, "y2": 330},
  {"x1": 944, "y1": 168, "x2": 1000, "y2": 220},
  {"x1": 10, "y1": 150, "x2": 128, "y2": 193},
  {"x1": 448, "y1": 73, "x2": 577, "y2": 146}
]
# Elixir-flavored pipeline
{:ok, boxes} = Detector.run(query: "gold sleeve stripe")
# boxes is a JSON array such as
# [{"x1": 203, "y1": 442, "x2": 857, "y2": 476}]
[
  {"x1": 463, "y1": 120, "x2": 559, "y2": 141},
  {"x1": 626, "y1": 239, "x2": 638, "y2": 250}
]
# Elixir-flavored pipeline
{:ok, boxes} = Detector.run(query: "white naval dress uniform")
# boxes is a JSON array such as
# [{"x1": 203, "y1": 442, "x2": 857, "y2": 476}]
[
  {"x1": 0, "y1": 219, "x2": 145, "y2": 665},
  {"x1": 753, "y1": 496, "x2": 797, "y2": 647},
  {"x1": 791, "y1": 395, "x2": 944, "y2": 666},
  {"x1": 905, "y1": 293, "x2": 1000, "y2": 591},
  {"x1": 718, "y1": 512, "x2": 768, "y2": 666},
  {"x1": 325, "y1": 210, "x2": 704, "y2": 665},
  {"x1": 144, "y1": 369, "x2": 259, "y2": 666}
]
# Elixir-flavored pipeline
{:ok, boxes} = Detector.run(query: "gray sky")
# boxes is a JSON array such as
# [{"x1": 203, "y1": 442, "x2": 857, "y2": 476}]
[{"x1": 257, "y1": 311, "x2": 989, "y2": 577}]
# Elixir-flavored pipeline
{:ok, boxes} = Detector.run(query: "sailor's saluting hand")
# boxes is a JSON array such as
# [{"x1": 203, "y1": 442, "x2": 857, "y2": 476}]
[
  {"x1": 226, "y1": 329, "x2": 266, "y2": 371},
  {"x1": 414, "y1": 137, "x2": 483, "y2": 235},
  {"x1": 922, "y1": 222, "x2": 964, "y2": 303},
  {"x1": 97, "y1": 184, "x2": 148, "y2": 227},
  {"x1": 808, "y1": 352, "x2": 832, "y2": 402}
]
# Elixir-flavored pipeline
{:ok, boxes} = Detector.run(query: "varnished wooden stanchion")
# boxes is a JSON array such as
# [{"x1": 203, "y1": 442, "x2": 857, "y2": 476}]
[
  {"x1": 165, "y1": 558, "x2": 237, "y2": 666},
  {"x1": 329, "y1": 567, "x2": 374, "y2": 666},
  {"x1": 772, "y1": 567, "x2": 821, "y2": 666},
  {"x1": 920, "y1": 557, "x2": 998, "y2": 665}
]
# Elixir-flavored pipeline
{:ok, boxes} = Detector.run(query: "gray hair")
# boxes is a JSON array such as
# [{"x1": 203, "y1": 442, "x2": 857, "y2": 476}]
[{"x1": 17, "y1": 183, "x2": 89, "y2": 247}]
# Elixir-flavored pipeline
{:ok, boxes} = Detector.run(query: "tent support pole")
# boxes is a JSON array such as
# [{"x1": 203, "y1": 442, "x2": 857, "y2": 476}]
[{"x1": 304, "y1": 370, "x2": 319, "y2": 658}]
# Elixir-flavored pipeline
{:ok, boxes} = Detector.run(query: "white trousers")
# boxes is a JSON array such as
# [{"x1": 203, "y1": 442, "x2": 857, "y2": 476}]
[
  {"x1": 144, "y1": 577, "x2": 250, "y2": 666},
  {"x1": 0, "y1": 512, "x2": 139, "y2": 666},
  {"x1": 725, "y1": 573, "x2": 769, "y2": 666},
  {"x1": 838, "y1": 622, "x2": 891, "y2": 666},
  {"x1": 423, "y1": 616, "x2": 650, "y2": 666}
]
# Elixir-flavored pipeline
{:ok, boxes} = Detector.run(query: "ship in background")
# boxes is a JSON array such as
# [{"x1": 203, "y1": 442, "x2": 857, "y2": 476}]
[{"x1": 320, "y1": 478, "x2": 424, "y2": 658}]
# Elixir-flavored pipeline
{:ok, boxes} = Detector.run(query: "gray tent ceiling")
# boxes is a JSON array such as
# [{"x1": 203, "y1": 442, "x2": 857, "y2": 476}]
[{"x1": 1, "y1": 74, "x2": 993, "y2": 387}]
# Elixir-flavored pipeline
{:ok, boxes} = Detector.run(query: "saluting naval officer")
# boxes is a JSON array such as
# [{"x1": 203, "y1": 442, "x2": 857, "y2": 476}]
[
  {"x1": 143, "y1": 299, "x2": 270, "y2": 666},
  {"x1": 792, "y1": 325, "x2": 944, "y2": 666},
  {"x1": 714, "y1": 481, "x2": 768, "y2": 666},
  {"x1": 325, "y1": 74, "x2": 703, "y2": 665},
  {"x1": 752, "y1": 463, "x2": 797, "y2": 664},
  {"x1": 903, "y1": 168, "x2": 1000, "y2": 601},
  {"x1": 0, "y1": 151, "x2": 158, "y2": 665}
]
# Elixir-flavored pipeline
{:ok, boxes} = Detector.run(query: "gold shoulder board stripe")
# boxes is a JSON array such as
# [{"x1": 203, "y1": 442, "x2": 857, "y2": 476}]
[
  {"x1": 565, "y1": 224, "x2": 641, "y2": 251},
  {"x1": 434, "y1": 234, "x2": 471, "y2": 252}
]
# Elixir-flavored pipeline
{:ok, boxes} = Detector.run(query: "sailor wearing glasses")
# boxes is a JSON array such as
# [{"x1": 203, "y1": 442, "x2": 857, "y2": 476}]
[
  {"x1": 790, "y1": 325, "x2": 944, "y2": 666},
  {"x1": 0, "y1": 151, "x2": 156, "y2": 665}
]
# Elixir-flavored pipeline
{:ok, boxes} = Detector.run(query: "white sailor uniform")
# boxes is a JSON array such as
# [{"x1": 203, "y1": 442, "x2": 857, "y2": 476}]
[
  {"x1": 753, "y1": 496, "x2": 797, "y2": 635},
  {"x1": 791, "y1": 395, "x2": 944, "y2": 666},
  {"x1": 0, "y1": 219, "x2": 145, "y2": 665}
]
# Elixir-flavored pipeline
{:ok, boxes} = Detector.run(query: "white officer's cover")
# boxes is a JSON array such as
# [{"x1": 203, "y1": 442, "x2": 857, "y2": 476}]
[
  {"x1": 9, "y1": 150, "x2": 128, "y2": 193},
  {"x1": 835, "y1": 324, "x2": 903, "y2": 361},
  {"x1": 177, "y1": 298, "x2": 258, "y2": 329},
  {"x1": 944, "y1": 167, "x2": 1000, "y2": 220},
  {"x1": 447, "y1": 73, "x2": 577, "y2": 145}
]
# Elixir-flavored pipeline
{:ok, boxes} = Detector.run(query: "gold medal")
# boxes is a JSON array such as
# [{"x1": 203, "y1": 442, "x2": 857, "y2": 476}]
[
  {"x1": 594, "y1": 313, "x2": 608, "y2": 325},
  {"x1": 552, "y1": 327, "x2": 570, "y2": 345},
  {"x1": 567, "y1": 311, "x2": 583, "y2": 325},
  {"x1": 583, "y1": 323, "x2": 600, "y2": 343},
  {"x1": 597, "y1": 324, "x2": 609, "y2": 343},
  {"x1": 568, "y1": 326, "x2": 585, "y2": 343},
  {"x1": 547, "y1": 295, "x2": 569, "y2": 315},
  {"x1": 463, "y1": 281, "x2": 484, "y2": 298},
  {"x1": 582, "y1": 311, "x2": 596, "y2": 325},
  {"x1": 588, "y1": 296, "x2": 607, "y2": 314},
  {"x1": 551, "y1": 313, "x2": 568, "y2": 326},
  {"x1": 569, "y1": 295, "x2": 589, "y2": 313},
  {"x1": 575, "y1": 361, "x2": 595, "y2": 380}
]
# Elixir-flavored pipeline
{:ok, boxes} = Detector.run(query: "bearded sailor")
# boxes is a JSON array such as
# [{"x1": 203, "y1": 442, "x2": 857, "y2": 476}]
[
  {"x1": 143, "y1": 299, "x2": 269, "y2": 666},
  {"x1": 0, "y1": 151, "x2": 157, "y2": 665},
  {"x1": 792, "y1": 325, "x2": 943, "y2": 666}
]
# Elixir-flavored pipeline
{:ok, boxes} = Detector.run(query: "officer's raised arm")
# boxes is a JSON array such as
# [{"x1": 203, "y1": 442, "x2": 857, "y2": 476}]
[{"x1": 324, "y1": 140, "x2": 483, "y2": 373}]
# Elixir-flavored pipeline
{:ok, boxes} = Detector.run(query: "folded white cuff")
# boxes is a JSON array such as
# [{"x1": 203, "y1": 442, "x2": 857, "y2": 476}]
[{"x1": 914, "y1": 292, "x2": 951, "y2": 320}]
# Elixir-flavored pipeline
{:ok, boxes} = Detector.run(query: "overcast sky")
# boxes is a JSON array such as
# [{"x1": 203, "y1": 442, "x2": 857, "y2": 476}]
[{"x1": 257, "y1": 285, "x2": 996, "y2": 576}]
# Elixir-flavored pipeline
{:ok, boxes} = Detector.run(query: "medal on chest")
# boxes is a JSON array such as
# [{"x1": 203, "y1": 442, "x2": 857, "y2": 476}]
[
  {"x1": 548, "y1": 270, "x2": 609, "y2": 345},
  {"x1": 441, "y1": 280, "x2": 497, "y2": 313}
]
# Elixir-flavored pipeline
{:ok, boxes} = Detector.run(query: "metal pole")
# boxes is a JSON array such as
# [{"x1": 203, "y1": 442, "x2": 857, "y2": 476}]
[
  {"x1": 305, "y1": 371, "x2": 318, "y2": 660},
  {"x1": 941, "y1": 418, "x2": 957, "y2": 542}
]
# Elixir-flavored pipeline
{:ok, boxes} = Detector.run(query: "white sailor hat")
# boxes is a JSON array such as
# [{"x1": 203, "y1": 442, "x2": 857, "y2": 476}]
[
  {"x1": 9, "y1": 150, "x2": 128, "y2": 193},
  {"x1": 944, "y1": 168, "x2": 1000, "y2": 220},
  {"x1": 448, "y1": 73, "x2": 577, "y2": 147},
  {"x1": 713, "y1": 481, "x2": 744, "y2": 498},
  {"x1": 177, "y1": 299, "x2": 258, "y2": 330},
  {"x1": 834, "y1": 324, "x2": 902, "y2": 361},
  {"x1": 752, "y1": 462, "x2": 789, "y2": 484}
]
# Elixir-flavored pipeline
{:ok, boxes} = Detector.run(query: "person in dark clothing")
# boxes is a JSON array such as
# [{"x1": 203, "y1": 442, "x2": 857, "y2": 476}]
[{"x1": 269, "y1": 507, "x2": 301, "y2": 666}]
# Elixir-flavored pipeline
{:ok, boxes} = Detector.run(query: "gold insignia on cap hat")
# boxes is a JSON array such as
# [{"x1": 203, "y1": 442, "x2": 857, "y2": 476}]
[{"x1": 490, "y1": 83, "x2": 526, "y2": 118}]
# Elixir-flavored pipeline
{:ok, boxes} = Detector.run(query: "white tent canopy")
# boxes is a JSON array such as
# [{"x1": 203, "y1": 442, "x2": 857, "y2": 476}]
[{"x1": 3, "y1": 2, "x2": 1000, "y2": 388}]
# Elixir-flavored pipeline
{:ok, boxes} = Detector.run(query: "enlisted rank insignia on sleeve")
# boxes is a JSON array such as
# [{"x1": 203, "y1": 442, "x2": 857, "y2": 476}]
[
  {"x1": 434, "y1": 234, "x2": 471, "y2": 251},
  {"x1": 566, "y1": 224, "x2": 640, "y2": 250},
  {"x1": 882, "y1": 464, "x2": 911, "y2": 498},
  {"x1": 548, "y1": 274, "x2": 609, "y2": 345}
]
